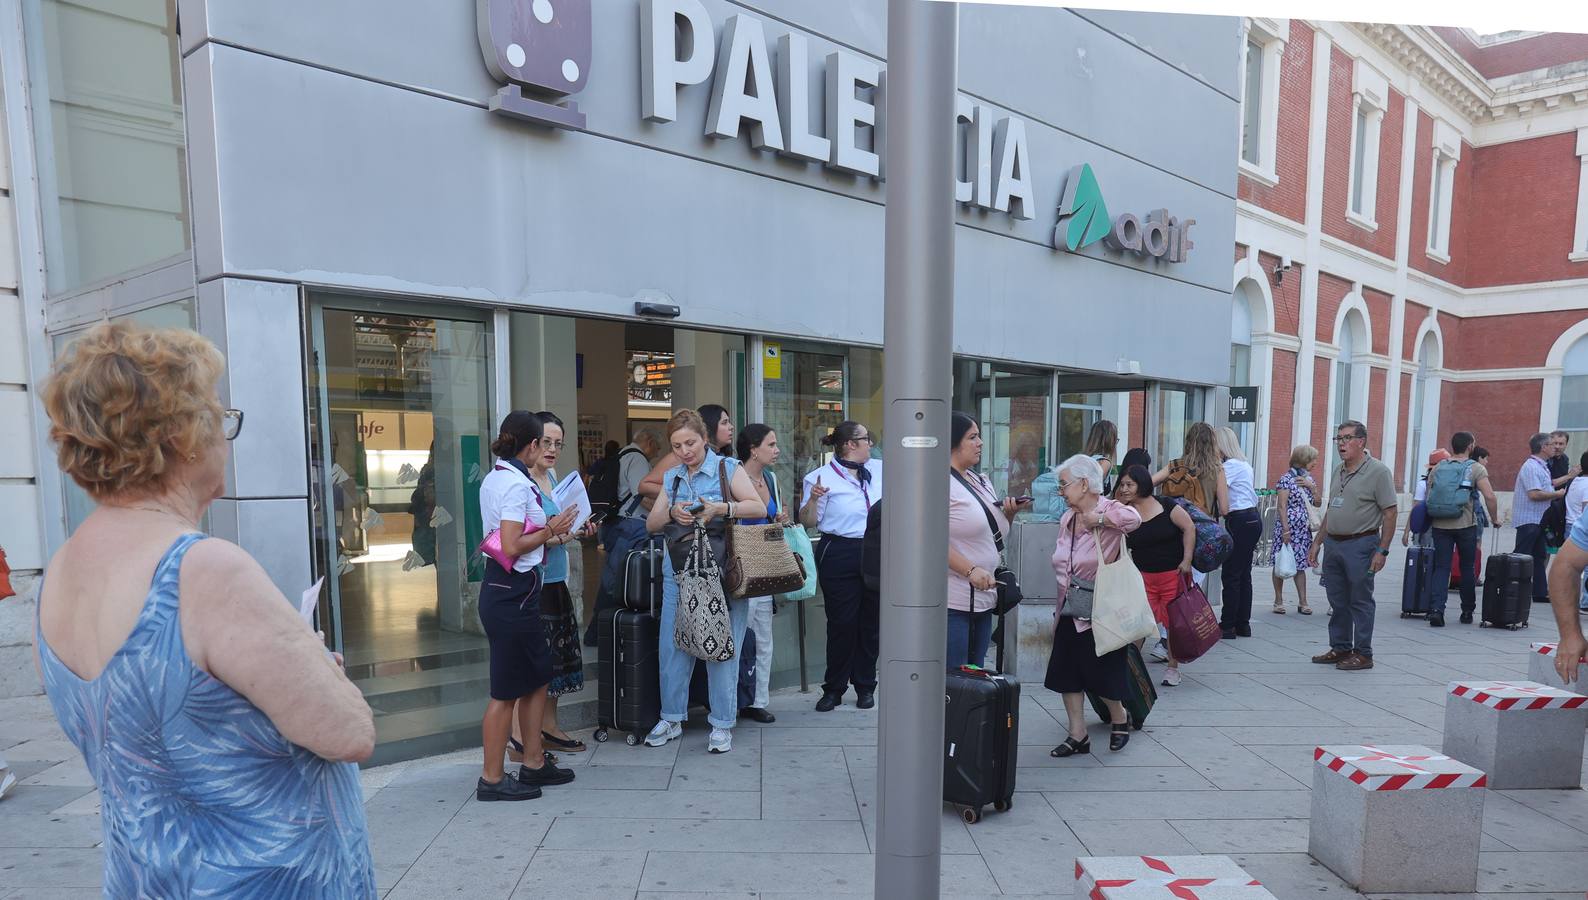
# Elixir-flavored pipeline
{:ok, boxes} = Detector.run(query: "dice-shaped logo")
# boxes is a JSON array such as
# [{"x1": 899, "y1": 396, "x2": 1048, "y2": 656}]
[{"x1": 477, "y1": 0, "x2": 591, "y2": 129}]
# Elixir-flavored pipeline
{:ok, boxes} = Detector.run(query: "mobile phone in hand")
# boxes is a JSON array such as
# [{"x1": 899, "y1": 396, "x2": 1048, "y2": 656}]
[
  {"x1": 1012, "y1": 496, "x2": 1033, "y2": 504},
  {"x1": 686, "y1": 502, "x2": 705, "y2": 514}
]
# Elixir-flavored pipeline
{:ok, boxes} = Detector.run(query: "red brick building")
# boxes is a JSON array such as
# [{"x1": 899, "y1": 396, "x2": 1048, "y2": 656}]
[{"x1": 1232, "y1": 22, "x2": 1588, "y2": 495}]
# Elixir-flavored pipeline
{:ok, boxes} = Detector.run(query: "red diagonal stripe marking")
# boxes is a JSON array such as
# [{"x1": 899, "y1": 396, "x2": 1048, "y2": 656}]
[
  {"x1": 1378, "y1": 774, "x2": 1413, "y2": 791},
  {"x1": 1427, "y1": 773, "x2": 1459, "y2": 789},
  {"x1": 1142, "y1": 856, "x2": 1175, "y2": 874}
]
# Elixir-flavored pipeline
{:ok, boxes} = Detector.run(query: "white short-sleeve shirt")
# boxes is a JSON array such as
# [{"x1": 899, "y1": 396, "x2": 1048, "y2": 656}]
[
  {"x1": 802, "y1": 458, "x2": 883, "y2": 538},
  {"x1": 479, "y1": 461, "x2": 547, "y2": 572},
  {"x1": 1223, "y1": 459, "x2": 1257, "y2": 512}
]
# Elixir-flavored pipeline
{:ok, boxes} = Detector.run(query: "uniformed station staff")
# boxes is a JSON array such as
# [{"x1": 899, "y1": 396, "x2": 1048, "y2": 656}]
[{"x1": 800, "y1": 421, "x2": 884, "y2": 712}]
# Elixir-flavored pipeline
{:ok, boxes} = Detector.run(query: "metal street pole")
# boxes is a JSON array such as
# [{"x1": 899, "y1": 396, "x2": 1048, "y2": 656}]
[{"x1": 875, "y1": 2, "x2": 957, "y2": 898}]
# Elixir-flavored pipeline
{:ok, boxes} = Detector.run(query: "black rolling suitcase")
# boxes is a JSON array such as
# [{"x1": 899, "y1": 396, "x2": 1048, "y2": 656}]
[
  {"x1": 621, "y1": 535, "x2": 666, "y2": 612},
  {"x1": 943, "y1": 667, "x2": 1019, "y2": 825},
  {"x1": 1480, "y1": 530, "x2": 1533, "y2": 630},
  {"x1": 595, "y1": 608, "x2": 662, "y2": 745},
  {"x1": 1400, "y1": 542, "x2": 1435, "y2": 618}
]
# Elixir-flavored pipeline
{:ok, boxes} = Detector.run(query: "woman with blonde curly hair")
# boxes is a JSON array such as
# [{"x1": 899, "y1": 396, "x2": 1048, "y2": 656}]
[{"x1": 34, "y1": 323, "x2": 376, "y2": 897}]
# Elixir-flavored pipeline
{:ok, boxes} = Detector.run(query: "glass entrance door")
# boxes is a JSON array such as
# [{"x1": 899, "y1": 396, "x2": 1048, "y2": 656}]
[{"x1": 308, "y1": 299, "x2": 495, "y2": 693}]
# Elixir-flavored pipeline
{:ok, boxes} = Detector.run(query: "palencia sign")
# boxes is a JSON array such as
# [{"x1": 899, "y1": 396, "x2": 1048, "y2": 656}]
[{"x1": 479, "y1": 0, "x2": 1195, "y2": 264}]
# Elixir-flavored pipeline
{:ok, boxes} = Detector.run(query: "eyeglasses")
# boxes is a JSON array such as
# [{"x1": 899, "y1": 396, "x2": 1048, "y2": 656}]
[
  {"x1": 539, "y1": 440, "x2": 565, "y2": 450},
  {"x1": 1334, "y1": 435, "x2": 1362, "y2": 444},
  {"x1": 850, "y1": 435, "x2": 875, "y2": 445},
  {"x1": 222, "y1": 409, "x2": 244, "y2": 441}
]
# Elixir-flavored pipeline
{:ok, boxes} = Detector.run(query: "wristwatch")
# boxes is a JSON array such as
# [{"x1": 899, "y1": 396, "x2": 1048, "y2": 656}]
[{"x1": 1376, "y1": 546, "x2": 1390, "y2": 556}]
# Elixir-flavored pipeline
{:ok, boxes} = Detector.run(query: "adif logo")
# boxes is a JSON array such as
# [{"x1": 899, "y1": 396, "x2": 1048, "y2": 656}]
[
  {"x1": 1053, "y1": 164, "x2": 1196, "y2": 264},
  {"x1": 478, "y1": 0, "x2": 591, "y2": 129}
]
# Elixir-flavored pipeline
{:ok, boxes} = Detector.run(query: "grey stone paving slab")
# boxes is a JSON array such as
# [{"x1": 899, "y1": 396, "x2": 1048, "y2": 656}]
[
  {"x1": 1013, "y1": 765, "x2": 1216, "y2": 793},
  {"x1": 1048, "y1": 790, "x2": 1311, "y2": 820},
  {"x1": 1183, "y1": 673, "x2": 1315, "y2": 710},
  {"x1": 541, "y1": 818, "x2": 869, "y2": 854},
  {"x1": 1213, "y1": 724, "x2": 1443, "y2": 746},
  {"x1": 363, "y1": 783, "x2": 472, "y2": 870},
  {"x1": 841, "y1": 746, "x2": 979, "y2": 857},
  {"x1": 1142, "y1": 707, "x2": 1348, "y2": 727},
  {"x1": 1150, "y1": 728, "x2": 1309, "y2": 790},
  {"x1": 374, "y1": 865, "x2": 407, "y2": 899},
  {"x1": 0, "y1": 889, "x2": 102, "y2": 899},
  {"x1": 0, "y1": 848, "x2": 102, "y2": 889},
  {"x1": 1067, "y1": 818, "x2": 1199, "y2": 856},
  {"x1": 1167, "y1": 817, "x2": 1310, "y2": 853},
  {"x1": 557, "y1": 763, "x2": 675, "y2": 790},
  {"x1": 961, "y1": 794, "x2": 1082, "y2": 895},
  {"x1": 0, "y1": 809, "x2": 103, "y2": 850},
  {"x1": 589, "y1": 735, "x2": 682, "y2": 766},
  {"x1": 1475, "y1": 851, "x2": 1588, "y2": 893},
  {"x1": 762, "y1": 746, "x2": 860, "y2": 821},
  {"x1": 760, "y1": 726, "x2": 877, "y2": 748},
  {"x1": 667, "y1": 726, "x2": 761, "y2": 793},
  {"x1": 1085, "y1": 732, "x2": 1186, "y2": 768},
  {"x1": 1012, "y1": 744, "x2": 1103, "y2": 768},
  {"x1": 1500, "y1": 787, "x2": 1588, "y2": 833},
  {"x1": 637, "y1": 850, "x2": 1001, "y2": 895},
  {"x1": 1229, "y1": 852, "x2": 1372, "y2": 898},
  {"x1": 537, "y1": 788, "x2": 762, "y2": 820},
  {"x1": 1479, "y1": 792, "x2": 1588, "y2": 851},
  {"x1": 510, "y1": 849, "x2": 648, "y2": 898},
  {"x1": 386, "y1": 799, "x2": 544, "y2": 899}
]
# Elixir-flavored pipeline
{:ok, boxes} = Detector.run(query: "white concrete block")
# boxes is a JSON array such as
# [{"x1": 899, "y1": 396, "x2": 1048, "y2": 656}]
[
  {"x1": 1529, "y1": 642, "x2": 1588, "y2": 691},
  {"x1": 1074, "y1": 856, "x2": 1263, "y2": 899},
  {"x1": 1308, "y1": 744, "x2": 1483, "y2": 893},
  {"x1": 1097, "y1": 883, "x2": 1276, "y2": 900},
  {"x1": 1444, "y1": 680, "x2": 1588, "y2": 789}
]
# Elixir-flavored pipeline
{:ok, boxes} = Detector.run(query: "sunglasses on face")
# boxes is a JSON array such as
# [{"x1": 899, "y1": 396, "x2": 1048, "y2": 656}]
[{"x1": 222, "y1": 409, "x2": 244, "y2": 441}]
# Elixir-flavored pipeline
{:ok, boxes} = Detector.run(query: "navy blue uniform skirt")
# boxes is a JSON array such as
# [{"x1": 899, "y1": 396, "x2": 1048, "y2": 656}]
[{"x1": 479, "y1": 560, "x2": 551, "y2": 700}]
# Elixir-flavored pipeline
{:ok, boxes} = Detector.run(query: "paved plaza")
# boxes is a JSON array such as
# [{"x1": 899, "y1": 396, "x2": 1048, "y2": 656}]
[{"x1": 4, "y1": 540, "x2": 1588, "y2": 898}]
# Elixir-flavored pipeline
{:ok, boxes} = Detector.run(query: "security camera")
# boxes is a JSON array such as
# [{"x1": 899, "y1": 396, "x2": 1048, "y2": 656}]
[{"x1": 1272, "y1": 255, "x2": 1293, "y2": 286}]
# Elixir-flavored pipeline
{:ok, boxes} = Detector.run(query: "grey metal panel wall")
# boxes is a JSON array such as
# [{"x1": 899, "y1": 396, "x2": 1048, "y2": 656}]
[
  {"x1": 1067, "y1": 8, "x2": 1243, "y2": 99},
  {"x1": 182, "y1": 0, "x2": 1237, "y2": 386}
]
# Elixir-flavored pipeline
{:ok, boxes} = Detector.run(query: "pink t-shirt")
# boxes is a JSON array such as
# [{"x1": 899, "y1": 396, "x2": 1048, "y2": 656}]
[
  {"x1": 948, "y1": 472, "x2": 1010, "y2": 613},
  {"x1": 1052, "y1": 498, "x2": 1142, "y2": 628}
]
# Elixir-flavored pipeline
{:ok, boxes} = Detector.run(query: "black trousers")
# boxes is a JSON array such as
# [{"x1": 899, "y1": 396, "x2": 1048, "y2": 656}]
[
  {"x1": 817, "y1": 536, "x2": 879, "y2": 695},
  {"x1": 1515, "y1": 524, "x2": 1550, "y2": 601},
  {"x1": 1220, "y1": 508, "x2": 1263, "y2": 629}
]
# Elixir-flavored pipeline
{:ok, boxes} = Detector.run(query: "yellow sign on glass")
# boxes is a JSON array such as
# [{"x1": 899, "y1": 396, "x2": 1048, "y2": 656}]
[{"x1": 763, "y1": 341, "x2": 782, "y2": 379}]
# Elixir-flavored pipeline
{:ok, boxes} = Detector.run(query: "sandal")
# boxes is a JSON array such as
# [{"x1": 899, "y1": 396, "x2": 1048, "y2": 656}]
[
  {"x1": 1299, "y1": 604, "x2": 1313, "y2": 615},
  {"x1": 1050, "y1": 736, "x2": 1090, "y2": 758},
  {"x1": 542, "y1": 731, "x2": 587, "y2": 753},
  {"x1": 1109, "y1": 723, "x2": 1130, "y2": 752},
  {"x1": 1272, "y1": 603, "x2": 1286, "y2": 614},
  {"x1": 507, "y1": 737, "x2": 525, "y2": 763}
]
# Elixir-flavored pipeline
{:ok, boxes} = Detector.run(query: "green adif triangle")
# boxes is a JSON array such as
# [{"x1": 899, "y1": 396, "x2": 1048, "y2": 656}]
[{"x1": 1057, "y1": 164, "x2": 1111, "y2": 252}]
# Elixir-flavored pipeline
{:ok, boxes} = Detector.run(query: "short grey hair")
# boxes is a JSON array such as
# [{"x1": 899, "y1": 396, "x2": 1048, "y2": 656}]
[
  {"x1": 634, "y1": 428, "x2": 661, "y2": 451},
  {"x1": 1057, "y1": 453, "x2": 1105, "y2": 495}
]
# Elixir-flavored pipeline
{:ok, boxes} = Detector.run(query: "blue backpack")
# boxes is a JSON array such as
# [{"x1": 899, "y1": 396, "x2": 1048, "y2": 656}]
[
  {"x1": 1424, "y1": 460, "x2": 1475, "y2": 520},
  {"x1": 1170, "y1": 497, "x2": 1235, "y2": 573}
]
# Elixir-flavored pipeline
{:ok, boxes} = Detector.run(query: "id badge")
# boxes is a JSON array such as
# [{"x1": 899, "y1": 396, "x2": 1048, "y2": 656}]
[{"x1": 1330, "y1": 497, "x2": 1345, "y2": 508}]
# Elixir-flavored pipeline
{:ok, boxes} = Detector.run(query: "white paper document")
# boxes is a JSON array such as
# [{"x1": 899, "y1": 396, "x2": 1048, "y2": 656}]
[
  {"x1": 300, "y1": 577, "x2": 325, "y2": 627},
  {"x1": 551, "y1": 472, "x2": 593, "y2": 533}
]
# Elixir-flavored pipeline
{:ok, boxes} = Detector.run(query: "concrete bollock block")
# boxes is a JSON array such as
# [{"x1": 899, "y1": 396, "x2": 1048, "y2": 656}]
[
  {"x1": 1528, "y1": 642, "x2": 1588, "y2": 692},
  {"x1": 1308, "y1": 744, "x2": 1484, "y2": 893},
  {"x1": 1074, "y1": 856, "x2": 1269, "y2": 899},
  {"x1": 1444, "y1": 680, "x2": 1588, "y2": 789}
]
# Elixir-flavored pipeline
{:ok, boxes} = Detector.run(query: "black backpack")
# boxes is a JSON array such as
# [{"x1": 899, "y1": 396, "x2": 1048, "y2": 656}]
[{"x1": 588, "y1": 446, "x2": 645, "y2": 509}]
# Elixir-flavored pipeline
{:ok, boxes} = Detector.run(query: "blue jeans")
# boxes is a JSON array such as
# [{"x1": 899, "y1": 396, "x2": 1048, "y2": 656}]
[
  {"x1": 946, "y1": 608, "x2": 994, "y2": 670},
  {"x1": 1429, "y1": 526, "x2": 1478, "y2": 616},
  {"x1": 1322, "y1": 535, "x2": 1378, "y2": 655},
  {"x1": 657, "y1": 552, "x2": 749, "y2": 730}
]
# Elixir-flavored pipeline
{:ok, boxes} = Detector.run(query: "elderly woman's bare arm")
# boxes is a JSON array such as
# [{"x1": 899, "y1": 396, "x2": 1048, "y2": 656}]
[{"x1": 181, "y1": 540, "x2": 376, "y2": 763}]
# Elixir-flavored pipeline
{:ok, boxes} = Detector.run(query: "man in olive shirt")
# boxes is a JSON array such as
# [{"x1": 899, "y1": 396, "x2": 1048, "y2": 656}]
[{"x1": 1308, "y1": 420, "x2": 1399, "y2": 671}]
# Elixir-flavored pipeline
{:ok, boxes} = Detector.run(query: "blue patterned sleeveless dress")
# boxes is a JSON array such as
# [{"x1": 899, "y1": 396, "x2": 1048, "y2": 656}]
[{"x1": 37, "y1": 533, "x2": 376, "y2": 898}]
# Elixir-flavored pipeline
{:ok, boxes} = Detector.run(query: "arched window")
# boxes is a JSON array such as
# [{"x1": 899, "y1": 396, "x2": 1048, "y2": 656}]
[
  {"x1": 1408, "y1": 332, "x2": 1441, "y2": 487},
  {"x1": 1560, "y1": 335, "x2": 1588, "y2": 460},
  {"x1": 1334, "y1": 310, "x2": 1365, "y2": 426}
]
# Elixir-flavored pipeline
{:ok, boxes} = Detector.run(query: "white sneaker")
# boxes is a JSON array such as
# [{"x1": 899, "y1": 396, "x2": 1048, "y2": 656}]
[
  {"x1": 1160, "y1": 667, "x2": 1183, "y2": 687},
  {"x1": 643, "y1": 720, "x2": 682, "y2": 748},
  {"x1": 708, "y1": 728, "x2": 733, "y2": 754},
  {"x1": 1149, "y1": 640, "x2": 1169, "y2": 663}
]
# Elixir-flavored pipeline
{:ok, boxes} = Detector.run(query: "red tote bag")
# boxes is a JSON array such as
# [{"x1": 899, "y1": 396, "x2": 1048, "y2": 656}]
[{"x1": 1165, "y1": 573, "x2": 1220, "y2": 664}]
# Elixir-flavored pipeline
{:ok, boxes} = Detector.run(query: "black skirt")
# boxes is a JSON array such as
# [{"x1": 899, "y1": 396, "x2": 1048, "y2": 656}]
[
  {"x1": 1044, "y1": 616, "x2": 1130, "y2": 701},
  {"x1": 478, "y1": 561, "x2": 551, "y2": 701}
]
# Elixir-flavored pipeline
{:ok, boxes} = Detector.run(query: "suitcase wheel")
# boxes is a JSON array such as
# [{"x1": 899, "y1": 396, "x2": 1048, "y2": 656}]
[
  {"x1": 625, "y1": 733, "x2": 640, "y2": 746},
  {"x1": 594, "y1": 728, "x2": 610, "y2": 744},
  {"x1": 993, "y1": 798, "x2": 1011, "y2": 812},
  {"x1": 960, "y1": 806, "x2": 982, "y2": 825},
  {"x1": 1399, "y1": 612, "x2": 1410, "y2": 619}
]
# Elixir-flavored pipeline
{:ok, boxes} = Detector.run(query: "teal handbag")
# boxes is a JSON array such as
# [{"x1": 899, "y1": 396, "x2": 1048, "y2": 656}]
[{"x1": 777, "y1": 525, "x2": 820, "y2": 602}]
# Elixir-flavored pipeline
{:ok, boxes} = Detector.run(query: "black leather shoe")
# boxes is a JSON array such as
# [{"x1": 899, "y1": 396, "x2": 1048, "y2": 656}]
[
  {"x1": 1459, "y1": 611, "x2": 1474, "y2": 624},
  {"x1": 1109, "y1": 723, "x2": 1130, "y2": 752},
  {"x1": 477, "y1": 774, "x2": 541, "y2": 801},
  {"x1": 815, "y1": 692, "x2": 841, "y2": 712},
  {"x1": 1235, "y1": 625, "x2": 1252, "y2": 637},
  {"x1": 517, "y1": 761, "x2": 576, "y2": 787},
  {"x1": 1220, "y1": 628, "x2": 1238, "y2": 640},
  {"x1": 1429, "y1": 614, "x2": 1445, "y2": 627},
  {"x1": 739, "y1": 707, "x2": 776, "y2": 724},
  {"x1": 855, "y1": 690, "x2": 876, "y2": 710}
]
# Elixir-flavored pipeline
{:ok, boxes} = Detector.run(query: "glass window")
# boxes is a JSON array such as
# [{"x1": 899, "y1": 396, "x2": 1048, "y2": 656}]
[
  {"x1": 1059, "y1": 392, "x2": 1104, "y2": 462},
  {"x1": 1241, "y1": 38, "x2": 1264, "y2": 165},
  {"x1": 1560, "y1": 337, "x2": 1588, "y2": 463},
  {"x1": 28, "y1": 0, "x2": 190, "y2": 293},
  {"x1": 1350, "y1": 106, "x2": 1369, "y2": 215},
  {"x1": 1429, "y1": 156, "x2": 1446, "y2": 251},
  {"x1": 52, "y1": 297, "x2": 198, "y2": 534},
  {"x1": 1335, "y1": 317, "x2": 1358, "y2": 425},
  {"x1": 953, "y1": 360, "x2": 1053, "y2": 509}
]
